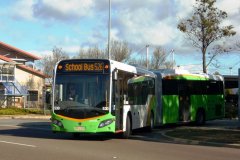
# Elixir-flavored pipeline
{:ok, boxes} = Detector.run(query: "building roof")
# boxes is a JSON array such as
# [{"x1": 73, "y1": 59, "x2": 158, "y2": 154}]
[
  {"x1": 0, "y1": 41, "x2": 41, "y2": 60},
  {"x1": 0, "y1": 55, "x2": 47, "y2": 78}
]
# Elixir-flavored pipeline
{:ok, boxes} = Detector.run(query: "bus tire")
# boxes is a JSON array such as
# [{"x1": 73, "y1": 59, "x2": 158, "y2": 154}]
[
  {"x1": 147, "y1": 112, "x2": 154, "y2": 132},
  {"x1": 196, "y1": 109, "x2": 205, "y2": 126},
  {"x1": 123, "y1": 115, "x2": 132, "y2": 139}
]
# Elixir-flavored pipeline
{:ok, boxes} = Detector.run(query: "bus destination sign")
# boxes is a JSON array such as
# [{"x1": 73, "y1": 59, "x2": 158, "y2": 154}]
[{"x1": 58, "y1": 61, "x2": 109, "y2": 73}]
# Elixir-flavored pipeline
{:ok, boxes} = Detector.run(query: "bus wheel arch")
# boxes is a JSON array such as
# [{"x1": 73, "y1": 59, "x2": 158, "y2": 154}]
[
  {"x1": 196, "y1": 108, "x2": 206, "y2": 125},
  {"x1": 123, "y1": 112, "x2": 132, "y2": 139}
]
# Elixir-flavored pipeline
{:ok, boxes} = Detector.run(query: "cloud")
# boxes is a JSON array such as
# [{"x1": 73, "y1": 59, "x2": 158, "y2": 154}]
[
  {"x1": 109, "y1": 1, "x2": 181, "y2": 47},
  {"x1": 217, "y1": 0, "x2": 240, "y2": 15},
  {"x1": 32, "y1": 0, "x2": 94, "y2": 22},
  {"x1": 6, "y1": 0, "x2": 239, "y2": 58},
  {"x1": 28, "y1": 50, "x2": 51, "y2": 58},
  {"x1": 10, "y1": 0, "x2": 35, "y2": 20}
]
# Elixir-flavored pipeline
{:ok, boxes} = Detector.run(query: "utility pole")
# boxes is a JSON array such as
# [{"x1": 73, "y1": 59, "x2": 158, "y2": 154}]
[
  {"x1": 146, "y1": 45, "x2": 149, "y2": 69},
  {"x1": 107, "y1": 0, "x2": 111, "y2": 59}
]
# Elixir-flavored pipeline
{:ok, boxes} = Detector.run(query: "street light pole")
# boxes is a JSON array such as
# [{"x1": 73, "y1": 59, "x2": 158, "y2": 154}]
[
  {"x1": 107, "y1": 0, "x2": 111, "y2": 60},
  {"x1": 171, "y1": 49, "x2": 175, "y2": 69},
  {"x1": 146, "y1": 45, "x2": 149, "y2": 69}
]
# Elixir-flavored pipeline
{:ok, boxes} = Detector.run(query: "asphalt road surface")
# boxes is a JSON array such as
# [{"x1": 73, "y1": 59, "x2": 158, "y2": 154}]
[{"x1": 0, "y1": 119, "x2": 239, "y2": 160}]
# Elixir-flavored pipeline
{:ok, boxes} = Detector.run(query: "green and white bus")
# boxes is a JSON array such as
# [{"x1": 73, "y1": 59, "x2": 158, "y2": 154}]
[
  {"x1": 51, "y1": 59, "x2": 225, "y2": 138},
  {"x1": 51, "y1": 59, "x2": 155, "y2": 138},
  {"x1": 126, "y1": 69, "x2": 224, "y2": 129},
  {"x1": 152, "y1": 69, "x2": 225, "y2": 125}
]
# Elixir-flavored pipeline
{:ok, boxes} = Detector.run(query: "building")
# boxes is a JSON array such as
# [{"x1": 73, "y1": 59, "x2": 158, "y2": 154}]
[{"x1": 0, "y1": 41, "x2": 47, "y2": 108}]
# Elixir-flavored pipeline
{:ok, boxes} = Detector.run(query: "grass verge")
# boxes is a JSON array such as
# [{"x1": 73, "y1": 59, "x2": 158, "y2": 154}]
[{"x1": 0, "y1": 107, "x2": 44, "y2": 115}]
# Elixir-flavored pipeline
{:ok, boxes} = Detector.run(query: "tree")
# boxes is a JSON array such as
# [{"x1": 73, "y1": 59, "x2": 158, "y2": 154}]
[
  {"x1": 177, "y1": 0, "x2": 236, "y2": 73},
  {"x1": 75, "y1": 40, "x2": 131, "y2": 62},
  {"x1": 149, "y1": 47, "x2": 168, "y2": 69},
  {"x1": 110, "y1": 40, "x2": 131, "y2": 62},
  {"x1": 39, "y1": 46, "x2": 69, "y2": 80},
  {"x1": 128, "y1": 46, "x2": 171, "y2": 69},
  {"x1": 76, "y1": 45, "x2": 105, "y2": 59}
]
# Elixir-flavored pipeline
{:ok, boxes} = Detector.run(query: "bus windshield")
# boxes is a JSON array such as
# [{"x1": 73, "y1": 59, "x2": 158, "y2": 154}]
[{"x1": 53, "y1": 74, "x2": 110, "y2": 119}]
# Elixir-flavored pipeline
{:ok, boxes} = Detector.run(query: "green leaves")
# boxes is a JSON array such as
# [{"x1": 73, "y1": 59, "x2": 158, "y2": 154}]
[
  {"x1": 177, "y1": 0, "x2": 236, "y2": 73},
  {"x1": 177, "y1": 22, "x2": 186, "y2": 32}
]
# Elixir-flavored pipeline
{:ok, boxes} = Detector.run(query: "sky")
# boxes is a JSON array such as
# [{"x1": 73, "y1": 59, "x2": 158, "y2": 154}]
[{"x1": 0, "y1": 0, "x2": 239, "y2": 75}]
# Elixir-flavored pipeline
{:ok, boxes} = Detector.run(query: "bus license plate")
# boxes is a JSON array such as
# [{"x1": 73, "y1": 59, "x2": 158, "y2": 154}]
[{"x1": 74, "y1": 126, "x2": 85, "y2": 131}]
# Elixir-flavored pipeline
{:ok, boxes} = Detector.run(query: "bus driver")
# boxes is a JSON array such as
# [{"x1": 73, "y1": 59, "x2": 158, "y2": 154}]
[{"x1": 68, "y1": 85, "x2": 78, "y2": 101}]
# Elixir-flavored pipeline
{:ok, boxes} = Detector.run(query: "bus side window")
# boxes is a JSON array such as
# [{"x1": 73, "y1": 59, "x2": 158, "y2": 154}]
[
  {"x1": 141, "y1": 82, "x2": 148, "y2": 104},
  {"x1": 128, "y1": 84, "x2": 134, "y2": 105},
  {"x1": 148, "y1": 79, "x2": 155, "y2": 95}
]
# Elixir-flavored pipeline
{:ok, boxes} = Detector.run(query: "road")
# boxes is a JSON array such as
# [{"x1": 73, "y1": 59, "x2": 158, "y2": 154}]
[{"x1": 0, "y1": 119, "x2": 239, "y2": 160}]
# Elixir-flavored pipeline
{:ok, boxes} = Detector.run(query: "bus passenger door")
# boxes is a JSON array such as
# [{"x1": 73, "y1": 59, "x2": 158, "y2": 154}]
[
  {"x1": 112, "y1": 70, "x2": 123, "y2": 131},
  {"x1": 179, "y1": 84, "x2": 191, "y2": 122}
]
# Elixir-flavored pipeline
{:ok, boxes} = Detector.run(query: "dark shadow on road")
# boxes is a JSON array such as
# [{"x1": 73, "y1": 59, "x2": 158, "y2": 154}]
[
  {"x1": 0, "y1": 122, "x2": 114, "y2": 141},
  {"x1": 0, "y1": 120, "x2": 239, "y2": 149},
  {"x1": 0, "y1": 121, "x2": 174, "y2": 142}
]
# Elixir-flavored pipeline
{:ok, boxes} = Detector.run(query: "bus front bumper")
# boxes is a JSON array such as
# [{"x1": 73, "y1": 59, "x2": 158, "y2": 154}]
[{"x1": 51, "y1": 114, "x2": 116, "y2": 134}]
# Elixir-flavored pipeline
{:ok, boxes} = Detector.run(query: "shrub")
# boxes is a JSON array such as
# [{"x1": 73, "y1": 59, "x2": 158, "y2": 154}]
[{"x1": 0, "y1": 107, "x2": 44, "y2": 115}]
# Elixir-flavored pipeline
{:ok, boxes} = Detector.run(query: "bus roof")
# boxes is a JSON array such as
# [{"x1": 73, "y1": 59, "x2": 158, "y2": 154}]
[
  {"x1": 109, "y1": 59, "x2": 156, "y2": 77},
  {"x1": 152, "y1": 69, "x2": 224, "y2": 81},
  {"x1": 128, "y1": 76, "x2": 154, "y2": 84}
]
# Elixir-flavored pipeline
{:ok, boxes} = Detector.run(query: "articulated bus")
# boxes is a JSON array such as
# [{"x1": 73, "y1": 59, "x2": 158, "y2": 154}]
[
  {"x1": 51, "y1": 59, "x2": 225, "y2": 138},
  {"x1": 51, "y1": 59, "x2": 155, "y2": 138}
]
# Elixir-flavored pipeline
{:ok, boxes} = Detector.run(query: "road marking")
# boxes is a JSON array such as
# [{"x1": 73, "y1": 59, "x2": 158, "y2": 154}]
[{"x1": 0, "y1": 140, "x2": 36, "y2": 148}]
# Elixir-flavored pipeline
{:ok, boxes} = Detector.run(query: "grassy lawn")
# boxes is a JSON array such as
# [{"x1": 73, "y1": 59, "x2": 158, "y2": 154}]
[
  {"x1": 166, "y1": 127, "x2": 240, "y2": 144},
  {"x1": 0, "y1": 107, "x2": 44, "y2": 115}
]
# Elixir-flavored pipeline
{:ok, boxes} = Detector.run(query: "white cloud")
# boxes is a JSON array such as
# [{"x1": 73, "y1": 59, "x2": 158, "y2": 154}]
[
  {"x1": 10, "y1": 0, "x2": 35, "y2": 20},
  {"x1": 61, "y1": 45, "x2": 80, "y2": 54},
  {"x1": 217, "y1": 0, "x2": 240, "y2": 15},
  {"x1": 179, "y1": 64, "x2": 202, "y2": 73},
  {"x1": 111, "y1": 7, "x2": 179, "y2": 46},
  {"x1": 175, "y1": 0, "x2": 195, "y2": 19},
  {"x1": 28, "y1": 50, "x2": 52, "y2": 58},
  {"x1": 29, "y1": 45, "x2": 80, "y2": 58},
  {"x1": 32, "y1": 0, "x2": 94, "y2": 21},
  {"x1": 7, "y1": 0, "x2": 239, "y2": 62}
]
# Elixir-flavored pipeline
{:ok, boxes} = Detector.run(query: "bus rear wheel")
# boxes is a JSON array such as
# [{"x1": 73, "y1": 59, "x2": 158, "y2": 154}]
[
  {"x1": 123, "y1": 115, "x2": 132, "y2": 139},
  {"x1": 196, "y1": 109, "x2": 205, "y2": 126},
  {"x1": 147, "y1": 112, "x2": 154, "y2": 132}
]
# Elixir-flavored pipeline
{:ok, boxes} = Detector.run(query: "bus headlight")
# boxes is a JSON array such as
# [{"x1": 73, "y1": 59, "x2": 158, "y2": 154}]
[
  {"x1": 98, "y1": 119, "x2": 114, "y2": 128},
  {"x1": 52, "y1": 119, "x2": 64, "y2": 128}
]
